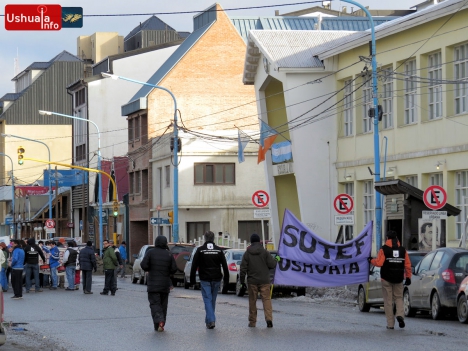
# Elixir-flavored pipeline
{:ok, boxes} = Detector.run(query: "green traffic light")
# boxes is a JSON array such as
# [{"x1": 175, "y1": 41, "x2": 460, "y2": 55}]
[
  {"x1": 113, "y1": 211, "x2": 118, "y2": 217},
  {"x1": 18, "y1": 160, "x2": 23, "y2": 165}
]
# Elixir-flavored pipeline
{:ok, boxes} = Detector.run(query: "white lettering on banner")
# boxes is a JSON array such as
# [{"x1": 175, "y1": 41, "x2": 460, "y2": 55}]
[{"x1": 422, "y1": 211, "x2": 447, "y2": 220}]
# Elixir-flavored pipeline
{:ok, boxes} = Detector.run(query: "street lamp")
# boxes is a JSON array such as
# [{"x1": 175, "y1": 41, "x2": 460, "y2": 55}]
[
  {"x1": 0, "y1": 153, "x2": 15, "y2": 238},
  {"x1": 101, "y1": 72, "x2": 180, "y2": 242},
  {"x1": 1, "y1": 134, "x2": 53, "y2": 224},
  {"x1": 38, "y1": 110, "x2": 104, "y2": 255},
  {"x1": 340, "y1": 0, "x2": 381, "y2": 251}
]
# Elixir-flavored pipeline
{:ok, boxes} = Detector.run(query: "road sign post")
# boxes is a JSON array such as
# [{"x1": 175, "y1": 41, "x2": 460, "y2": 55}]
[
  {"x1": 252, "y1": 190, "x2": 271, "y2": 248},
  {"x1": 333, "y1": 194, "x2": 354, "y2": 244},
  {"x1": 423, "y1": 185, "x2": 447, "y2": 251}
]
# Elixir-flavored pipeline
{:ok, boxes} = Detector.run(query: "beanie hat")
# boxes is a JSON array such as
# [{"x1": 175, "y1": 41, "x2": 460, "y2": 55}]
[
  {"x1": 250, "y1": 234, "x2": 260, "y2": 243},
  {"x1": 87, "y1": 241, "x2": 93, "y2": 246},
  {"x1": 386, "y1": 231, "x2": 397, "y2": 239}
]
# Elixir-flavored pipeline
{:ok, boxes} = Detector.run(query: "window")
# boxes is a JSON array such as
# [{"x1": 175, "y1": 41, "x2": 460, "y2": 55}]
[
  {"x1": 455, "y1": 43, "x2": 468, "y2": 114},
  {"x1": 128, "y1": 114, "x2": 147, "y2": 143},
  {"x1": 135, "y1": 171, "x2": 141, "y2": 194},
  {"x1": 129, "y1": 172, "x2": 134, "y2": 194},
  {"x1": 455, "y1": 171, "x2": 468, "y2": 239},
  {"x1": 75, "y1": 88, "x2": 85, "y2": 107},
  {"x1": 128, "y1": 119, "x2": 133, "y2": 142},
  {"x1": 404, "y1": 60, "x2": 417, "y2": 124},
  {"x1": 186, "y1": 222, "x2": 210, "y2": 243},
  {"x1": 194, "y1": 163, "x2": 235, "y2": 185},
  {"x1": 362, "y1": 74, "x2": 373, "y2": 133},
  {"x1": 417, "y1": 252, "x2": 435, "y2": 273},
  {"x1": 75, "y1": 144, "x2": 86, "y2": 161},
  {"x1": 344, "y1": 80, "x2": 353, "y2": 136},
  {"x1": 142, "y1": 169, "x2": 148, "y2": 200},
  {"x1": 344, "y1": 182, "x2": 354, "y2": 236},
  {"x1": 381, "y1": 68, "x2": 393, "y2": 129},
  {"x1": 165, "y1": 165, "x2": 170, "y2": 188},
  {"x1": 430, "y1": 173, "x2": 443, "y2": 186},
  {"x1": 405, "y1": 175, "x2": 418, "y2": 187},
  {"x1": 363, "y1": 180, "x2": 374, "y2": 224},
  {"x1": 429, "y1": 251, "x2": 444, "y2": 271},
  {"x1": 428, "y1": 52, "x2": 443, "y2": 119},
  {"x1": 134, "y1": 116, "x2": 140, "y2": 140}
]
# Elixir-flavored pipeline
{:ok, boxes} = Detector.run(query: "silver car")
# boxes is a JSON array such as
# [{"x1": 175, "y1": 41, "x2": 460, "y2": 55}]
[
  {"x1": 131, "y1": 245, "x2": 154, "y2": 284},
  {"x1": 222, "y1": 249, "x2": 245, "y2": 294}
]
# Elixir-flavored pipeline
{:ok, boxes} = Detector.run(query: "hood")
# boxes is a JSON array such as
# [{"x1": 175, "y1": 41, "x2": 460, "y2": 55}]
[
  {"x1": 155, "y1": 235, "x2": 168, "y2": 249},
  {"x1": 247, "y1": 242, "x2": 263, "y2": 255},
  {"x1": 27, "y1": 238, "x2": 35, "y2": 246},
  {"x1": 385, "y1": 238, "x2": 400, "y2": 248}
]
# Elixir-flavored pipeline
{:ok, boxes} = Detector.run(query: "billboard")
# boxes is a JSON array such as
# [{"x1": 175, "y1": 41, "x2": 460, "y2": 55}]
[{"x1": 44, "y1": 169, "x2": 88, "y2": 187}]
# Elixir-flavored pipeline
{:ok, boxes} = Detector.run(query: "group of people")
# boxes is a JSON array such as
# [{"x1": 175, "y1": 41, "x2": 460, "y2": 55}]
[
  {"x1": 140, "y1": 231, "x2": 277, "y2": 332},
  {"x1": 1, "y1": 237, "x2": 128, "y2": 299}
]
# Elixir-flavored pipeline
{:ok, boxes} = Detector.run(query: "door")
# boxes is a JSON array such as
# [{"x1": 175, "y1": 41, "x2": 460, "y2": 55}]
[
  {"x1": 238, "y1": 221, "x2": 269, "y2": 242},
  {"x1": 387, "y1": 219, "x2": 403, "y2": 243},
  {"x1": 412, "y1": 252, "x2": 436, "y2": 307},
  {"x1": 419, "y1": 251, "x2": 444, "y2": 308},
  {"x1": 367, "y1": 266, "x2": 382, "y2": 302}
]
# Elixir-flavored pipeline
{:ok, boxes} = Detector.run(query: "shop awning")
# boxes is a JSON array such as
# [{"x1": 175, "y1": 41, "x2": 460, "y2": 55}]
[{"x1": 374, "y1": 179, "x2": 461, "y2": 217}]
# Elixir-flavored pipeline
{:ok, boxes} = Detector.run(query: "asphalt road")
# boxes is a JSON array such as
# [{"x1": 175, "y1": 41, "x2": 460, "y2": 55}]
[{"x1": 3, "y1": 276, "x2": 467, "y2": 351}]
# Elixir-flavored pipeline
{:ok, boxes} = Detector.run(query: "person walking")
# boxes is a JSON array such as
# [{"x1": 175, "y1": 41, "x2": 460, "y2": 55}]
[
  {"x1": 370, "y1": 230, "x2": 412, "y2": 330},
  {"x1": 10, "y1": 240, "x2": 25, "y2": 299},
  {"x1": 239, "y1": 233, "x2": 277, "y2": 328},
  {"x1": 63, "y1": 241, "x2": 78, "y2": 291},
  {"x1": 79, "y1": 241, "x2": 97, "y2": 294},
  {"x1": 140, "y1": 236, "x2": 177, "y2": 332},
  {"x1": 24, "y1": 238, "x2": 46, "y2": 293},
  {"x1": 110, "y1": 240, "x2": 123, "y2": 291},
  {"x1": 0, "y1": 243, "x2": 8, "y2": 292},
  {"x1": 117, "y1": 241, "x2": 127, "y2": 278},
  {"x1": 190, "y1": 231, "x2": 229, "y2": 329},
  {"x1": 48, "y1": 241, "x2": 60, "y2": 290},
  {"x1": 101, "y1": 240, "x2": 118, "y2": 296}
]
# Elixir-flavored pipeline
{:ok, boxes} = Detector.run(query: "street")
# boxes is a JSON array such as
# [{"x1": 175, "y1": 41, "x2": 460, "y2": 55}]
[{"x1": 3, "y1": 275, "x2": 467, "y2": 351}]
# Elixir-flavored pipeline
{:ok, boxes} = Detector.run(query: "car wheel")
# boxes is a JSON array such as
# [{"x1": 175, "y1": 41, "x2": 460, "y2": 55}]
[
  {"x1": 236, "y1": 278, "x2": 246, "y2": 297},
  {"x1": 457, "y1": 294, "x2": 468, "y2": 324},
  {"x1": 403, "y1": 289, "x2": 416, "y2": 317},
  {"x1": 131, "y1": 272, "x2": 138, "y2": 284},
  {"x1": 184, "y1": 276, "x2": 189, "y2": 290},
  {"x1": 358, "y1": 286, "x2": 371, "y2": 312},
  {"x1": 431, "y1": 292, "x2": 444, "y2": 320}
]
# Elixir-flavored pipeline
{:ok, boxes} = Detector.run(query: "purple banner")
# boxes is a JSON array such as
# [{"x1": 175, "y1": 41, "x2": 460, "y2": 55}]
[{"x1": 274, "y1": 209, "x2": 373, "y2": 288}]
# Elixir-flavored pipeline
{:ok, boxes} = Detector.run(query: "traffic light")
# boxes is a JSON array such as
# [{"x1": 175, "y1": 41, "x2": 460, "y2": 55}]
[
  {"x1": 170, "y1": 137, "x2": 181, "y2": 152},
  {"x1": 168, "y1": 211, "x2": 174, "y2": 224},
  {"x1": 17, "y1": 146, "x2": 25, "y2": 165},
  {"x1": 112, "y1": 201, "x2": 119, "y2": 217}
]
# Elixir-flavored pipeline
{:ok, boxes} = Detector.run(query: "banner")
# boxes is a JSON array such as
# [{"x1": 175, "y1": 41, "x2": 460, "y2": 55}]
[{"x1": 274, "y1": 209, "x2": 372, "y2": 287}]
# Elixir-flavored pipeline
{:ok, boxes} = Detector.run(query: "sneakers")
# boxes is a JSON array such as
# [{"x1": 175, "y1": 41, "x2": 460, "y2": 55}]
[
  {"x1": 49, "y1": 287, "x2": 57, "y2": 290},
  {"x1": 84, "y1": 291, "x2": 93, "y2": 294},
  {"x1": 65, "y1": 288, "x2": 74, "y2": 291},
  {"x1": 206, "y1": 322, "x2": 215, "y2": 329},
  {"x1": 386, "y1": 326, "x2": 394, "y2": 330},
  {"x1": 111, "y1": 293, "x2": 115, "y2": 296},
  {"x1": 248, "y1": 323, "x2": 256, "y2": 328},
  {"x1": 11, "y1": 296, "x2": 22, "y2": 299},
  {"x1": 100, "y1": 292, "x2": 108, "y2": 295},
  {"x1": 157, "y1": 322, "x2": 165, "y2": 332},
  {"x1": 396, "y1": 316, "x2": 405, "y2": 329},
  {"x1": 266, "y1": 321, "x2": 273, "y2": 328}
]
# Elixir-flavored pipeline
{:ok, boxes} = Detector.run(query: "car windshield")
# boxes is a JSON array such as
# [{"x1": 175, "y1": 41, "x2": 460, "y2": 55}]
[
  {"x1": 232, "y1": 252, "x2": 244, "y2": 260},
  {"x1": 171, "y1": 246, "x2": 194, "y2": 255}
]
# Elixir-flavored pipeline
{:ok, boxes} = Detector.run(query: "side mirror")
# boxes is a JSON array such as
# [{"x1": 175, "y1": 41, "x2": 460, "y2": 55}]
[
  {"x1": 132, "y1": 254, "x2": 138, "y2": 259},
  {"x1": 183, "y1": 255, "x2": 189, "y2": 261}
]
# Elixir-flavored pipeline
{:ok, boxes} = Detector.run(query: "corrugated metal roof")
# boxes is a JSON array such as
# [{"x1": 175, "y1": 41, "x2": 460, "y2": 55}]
[
  {"x1": 121, "y1": 21, "x2": 215, "y2": 116},
  {"x1": 177, "y1": 31, "x2": 191, "y2": 39},
  {"x1": 0, "y1": 92, "x2": 24, "y2": 101},
  {"x1": 125, "y1": 16, "x2": 176, "y2": 41},
  {"x1": 28, "y1": 62, "x2": 51, "y2": 70},
  {"x1": 250, "y1": 30, "x2": 357, "y2": 69},
  {"x1": 49, "y1": 50, "x2": 82, "y2": 63}
]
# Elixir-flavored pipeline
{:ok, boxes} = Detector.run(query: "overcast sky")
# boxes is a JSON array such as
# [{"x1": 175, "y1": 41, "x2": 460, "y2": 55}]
[{"x1": 0, "y1": 0, "x2": 422, "y2": 97}]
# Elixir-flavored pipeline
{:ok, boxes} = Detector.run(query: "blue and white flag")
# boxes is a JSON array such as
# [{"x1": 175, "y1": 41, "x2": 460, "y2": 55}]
[
  {"x1": 237, "y1": 129, "x2": 250, "y2": 163},
  {"x1": 274, "y1": 209, "x2": 372, "y2": 287},
  {"x1": 271, "y1": 141, "x2": 292, "y2": 163}
]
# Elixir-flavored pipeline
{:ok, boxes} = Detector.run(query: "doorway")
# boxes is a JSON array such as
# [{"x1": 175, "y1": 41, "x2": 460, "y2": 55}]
[{"x1": 387, "y1": 219, "x2": 403, "y2": 243}]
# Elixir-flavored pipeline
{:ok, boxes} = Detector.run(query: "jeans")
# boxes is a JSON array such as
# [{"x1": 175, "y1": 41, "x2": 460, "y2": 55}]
[
  {"x1": 50, "y1": 266, "x2": 58, "y2": 288},
  {"x1": 25, "y1": 263, "x2": 41, "y2": 291},
  {"x1": 200, "y1": 280, "x2": 221, "y2": 324},
  {"x1": 65, "y1": 266, "x2": 76, "y2": 289},
  {"x1": 103, "y1": 269, "x2": 116, "y2": 294},
  {"x1": 0, "y1": 268, "x2": 7, "y2": 291},
  {"x1": 117, "y1": 262, "x2": 126, "y2": 278},
  {"x1": 82, "y1": 270, "x2": 92, "y2": 292}
]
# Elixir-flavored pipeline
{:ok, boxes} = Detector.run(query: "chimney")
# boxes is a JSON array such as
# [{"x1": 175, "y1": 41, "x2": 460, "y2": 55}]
[{"x1": 275, "y1": 10, "x2": 279, "y2": 16}]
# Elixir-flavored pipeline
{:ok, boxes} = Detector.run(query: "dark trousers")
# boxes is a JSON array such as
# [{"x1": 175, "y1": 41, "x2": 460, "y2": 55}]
[
  {"x1": 82, "y1": 270, "x2": 92, "y2": 292},
  {"x1": 103, "y1": 269, "x2": 116, "y2": 294},
  {"x1": 12, "y1": 269, "x2": 23, "y2": 297},
  {"x1": 148, "y1": 292, "x2": 169, "y2": 325}
]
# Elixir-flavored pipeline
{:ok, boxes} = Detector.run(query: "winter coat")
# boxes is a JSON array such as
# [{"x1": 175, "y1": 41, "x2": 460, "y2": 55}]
[
  {"x1": 24, "y1": 238, "x2": 46, "y2": 265},
  {"x1": 371, "y1": 238, "x2": 412, "y2": 282},
  {"x1": 11, "y1": 247, "x2": 25, "y2": 269},
  {"x1": 1, "y1": 250, "x2": 8, "y2": 269},
  {"x1": 103, "y1": 246, "x2": 118, "y2": 270},
  {"x1": 140, "y1": 239, "x2": 177, "y2": 293},
  {"x1": 0, "y1": 250, "x2": 4, "y2": 271},
  {"x1": 240, "y1": 242, "x2": 277, "y2": 285},
  {"x1": 49, "y1": 246, "x2": 60, "y2": 268},
  {"x1": 190, "y1": 241, "x2": 229, "y2": 284},
  {"x1": 119, "y1": 245, "x2": 127, "y2": 261},
  {"x1": 79, "y1": 246, "x2": 97, "y2": 271},
  {"x1": 63, "y1": 247, "x2": 78, "y2": 267}
]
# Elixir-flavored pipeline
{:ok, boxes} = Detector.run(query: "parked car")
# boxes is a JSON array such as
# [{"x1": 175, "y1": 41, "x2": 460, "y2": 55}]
[
  {"x1": 358, "y1": 251, "x2": 426, "y2": 312},
  {"x1": 403, "y1": 248, "x2": 468, "y2": 320},
  {"x1": 221, "y1": 249, "x2": 245, "y2": 294},
  {"x1": 235, "y1": 249, "x2": 306, "y2": 297},
  {"x1": 183, "y1": 245, "x2": 230, "y2": 290},
  {"x1": 131, "y1": 243, "x2": 195, "y2": 285},
  {"x1": 456, "y1": 268, "x2": 468, "y2": 323}
]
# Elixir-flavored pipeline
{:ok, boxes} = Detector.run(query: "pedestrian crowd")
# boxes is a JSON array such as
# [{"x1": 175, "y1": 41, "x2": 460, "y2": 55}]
[{"x1": 1, "y1": 237, "x2": 128, "y2": 299}]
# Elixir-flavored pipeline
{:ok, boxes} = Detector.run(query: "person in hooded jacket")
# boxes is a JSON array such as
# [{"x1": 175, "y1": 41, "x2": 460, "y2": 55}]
[
  {"x1": 370, "y1": 230, "x2": 412, "y2": 330},
  {"x1": 24, "y1": 238, "x2": 46, "y2": 293},
  {"x1": 190, "y1": 231, "x2": 229, "y2": 330},
  {"x1": 140, "y1": 236, "x2": 177, "y2": 332},
  {"x1": 48, "y1": 241, "x2": 60, "y2": 290},
  {"x1": 79, "y1": 241, "x2": 97, "y2": 294},
  {"x1": 240, "y1": 233, "x2": 277, "y2": 328},
  {"x1": 11, "y1": 240, "x2": 25, "y2": 299},
  {"x1": 62, "y1": 241, "x2": 78, "y2": 291}
]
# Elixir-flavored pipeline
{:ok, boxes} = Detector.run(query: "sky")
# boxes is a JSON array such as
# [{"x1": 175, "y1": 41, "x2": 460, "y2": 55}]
[{"x1": 0, "y1": 0, "x2": 422, "y2": 97}]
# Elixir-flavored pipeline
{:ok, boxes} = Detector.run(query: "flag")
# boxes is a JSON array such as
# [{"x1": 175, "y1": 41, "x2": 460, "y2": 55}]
[
  {"x1": 237, "y1": 129, "x2": 250, "y2": 163},
  {"x1": 271, "y1": 141, "x2": 292, "y2": 163},
  {"x1": 257, "y1": 121, "x2": 278, "y2": 164}
]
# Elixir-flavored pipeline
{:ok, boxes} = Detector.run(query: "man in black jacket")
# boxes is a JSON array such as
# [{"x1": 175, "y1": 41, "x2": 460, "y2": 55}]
[
  {"x1": 79, "y1": 241, "x2": 97, "y2": 294},
  {"x1": 24, "y1": 238, "x2": 46, "y2": 293},
  {"x1": 141, "y1": 236, "x2": 177, "y2": 332},
  {"x1": 190, "y1": 231, "x2": 229, "y2": 329}
]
